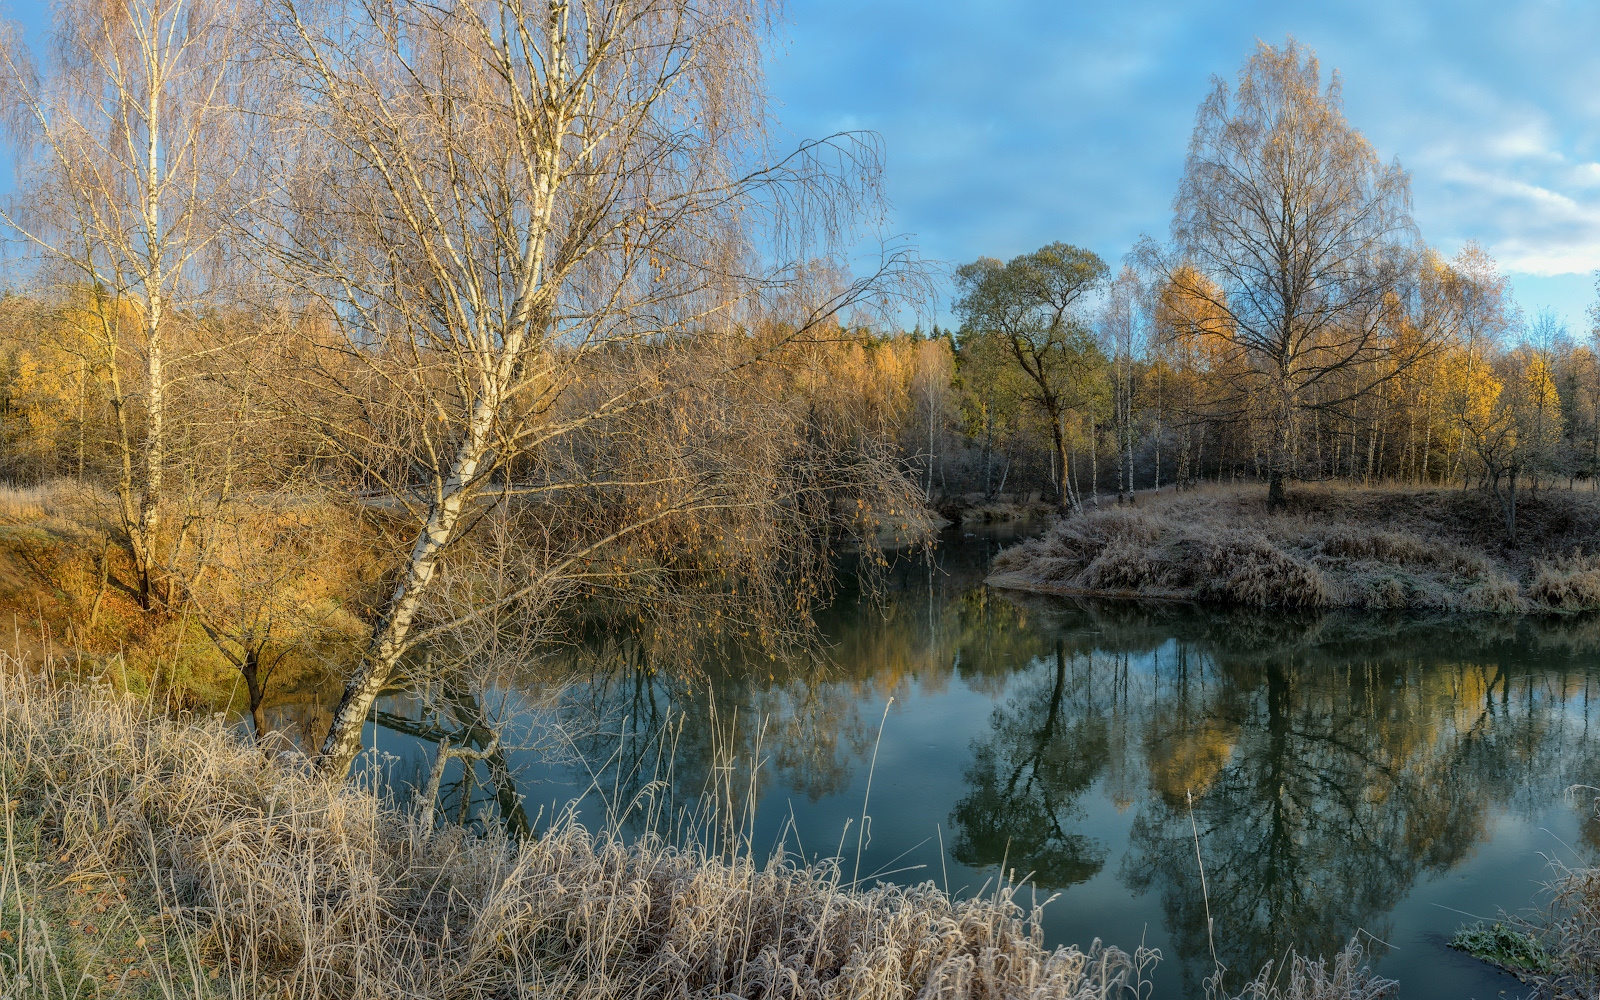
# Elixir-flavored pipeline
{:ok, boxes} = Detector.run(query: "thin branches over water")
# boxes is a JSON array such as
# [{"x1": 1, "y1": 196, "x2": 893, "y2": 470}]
[
  {"x1": 1, "y1": 666, "x2": 1164, "y2": 999},
  {"x1": 234, "y1": 0, "x2": 930, "y2": 774}
]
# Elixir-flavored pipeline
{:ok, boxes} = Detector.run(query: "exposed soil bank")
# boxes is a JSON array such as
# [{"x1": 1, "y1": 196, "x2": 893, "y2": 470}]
[
  {"x1": 0, "y1": 482, "x2": 387, "y2": 718},
  {"x1": 989, "y1": 483, "x2": 1600, "y2": 612}
]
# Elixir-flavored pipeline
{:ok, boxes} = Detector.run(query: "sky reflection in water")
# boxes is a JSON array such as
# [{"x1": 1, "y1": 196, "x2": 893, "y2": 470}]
[{"x1": 366, "y1": 525, "x2": 1600, "y2": 999}]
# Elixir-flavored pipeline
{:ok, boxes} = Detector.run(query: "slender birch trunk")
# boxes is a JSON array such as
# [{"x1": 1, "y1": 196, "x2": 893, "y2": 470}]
[{"x1": 1089, "y1": 410, "x2": 1099, "y2": 509}]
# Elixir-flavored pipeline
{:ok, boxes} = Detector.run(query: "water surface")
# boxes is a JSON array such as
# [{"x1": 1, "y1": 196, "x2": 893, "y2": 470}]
[{"x1": 364, "y1": 526, "x2": 1600, "y2": 999}]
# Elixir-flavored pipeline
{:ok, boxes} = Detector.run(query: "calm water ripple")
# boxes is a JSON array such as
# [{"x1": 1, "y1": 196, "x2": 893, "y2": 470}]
[{"x1": 365, "y1": 524, "x2": 1600, "y2": 999}]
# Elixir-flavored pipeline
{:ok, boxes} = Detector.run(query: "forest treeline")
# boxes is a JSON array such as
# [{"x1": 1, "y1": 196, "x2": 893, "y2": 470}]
[{"x1": 0, "y1": 244, "x2": 1592, "y2": 519}]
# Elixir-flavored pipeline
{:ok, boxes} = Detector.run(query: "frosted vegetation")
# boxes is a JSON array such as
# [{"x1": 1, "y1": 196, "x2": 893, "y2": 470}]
[
  {"x1": 0, "y1": 0, "x2": 1591, "y2": 995},
  {"x1": 0, "y1": 664, "x2": 1417, "y2": 999},
  {"x1": 992, "y1": 483, "x2": 1600, "y2": 613}
]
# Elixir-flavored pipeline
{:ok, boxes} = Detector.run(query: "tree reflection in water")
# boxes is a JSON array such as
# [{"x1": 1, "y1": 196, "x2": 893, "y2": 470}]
[
  {"x1": 1122, "y1": 655, "x2": 1488, "y2": 994},
  {"x1": 949, "y1": 640, "x2": 1109, "y2": 887},
  {"x1": 367, "y1": 530, "x2": 1600, "y2": 994}
]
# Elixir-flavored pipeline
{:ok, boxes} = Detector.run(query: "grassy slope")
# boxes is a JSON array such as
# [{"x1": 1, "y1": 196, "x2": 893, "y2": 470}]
[
  {"x1": 990, "y1": 482, "x2": 1600, "y2": 612},
  {"x1": 0, "y1": 482, "x2": 387, "y2": 731}
]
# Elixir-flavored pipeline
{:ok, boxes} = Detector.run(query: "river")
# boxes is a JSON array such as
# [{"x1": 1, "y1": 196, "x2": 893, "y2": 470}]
[{"x1": 356, "y1": 524, "x2": 1600, "y2": 998}]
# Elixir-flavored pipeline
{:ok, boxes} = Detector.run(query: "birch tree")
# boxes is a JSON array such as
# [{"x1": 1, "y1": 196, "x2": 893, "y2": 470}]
[
  {"x1": 0, "y1": 0, "x2": 249, "y2": 608},
  {"x1": 1100, "y1": 266, "x2": 1145, "y2": 502},
  {"x1": 1139, "y1": 37, "x2": 1420, "y2": 509},
  {"x1": 248, "y1": 0, "x2": 921, "y2": 776}
]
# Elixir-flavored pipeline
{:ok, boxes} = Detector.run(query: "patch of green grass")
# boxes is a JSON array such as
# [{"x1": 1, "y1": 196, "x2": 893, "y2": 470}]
[
  {"x1": 1449, "y1": 920, "x2": 1559, "y2": 976},
  {"x1": 0, "y1": 791, "x2": 232, "y2": 998}
]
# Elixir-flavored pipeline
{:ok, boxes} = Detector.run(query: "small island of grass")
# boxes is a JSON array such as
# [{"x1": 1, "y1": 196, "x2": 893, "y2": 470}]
[{"x1": 988, "y1": 483, "x2": 1600, "y2": 613}]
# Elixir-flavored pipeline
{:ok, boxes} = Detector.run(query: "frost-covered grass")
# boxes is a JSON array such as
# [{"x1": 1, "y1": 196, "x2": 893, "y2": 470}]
[
  {"x1": 991, "y1": 483, "x2": 1600, "y2": 612},
  {"x1": 0, "y1": 666, "x2": 1133, "y2": 999},
  {"x1": 0, "y1": 658, "x2": 1419, "y2": 999}
]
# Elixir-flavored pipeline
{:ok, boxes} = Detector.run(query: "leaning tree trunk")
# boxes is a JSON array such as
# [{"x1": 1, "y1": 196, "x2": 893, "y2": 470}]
[
  {"x1": 317, "y1": 351, "x2": 517, "y2": 776},
  {"x1": 318, "y1": 473, "x2": 474, "y2": 775}
]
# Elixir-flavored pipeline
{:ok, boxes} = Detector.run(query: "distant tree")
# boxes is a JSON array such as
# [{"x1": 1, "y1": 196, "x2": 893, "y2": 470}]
[
  {"x1": 906, "y1": 337, "x2": 957, "y2": 501},
  {"x1": 181, "y1": 482, "x2": 366, "y2": 744},
  {"x1": 957, "y1": 327, "x2": 1033, "y2": 498},
  {"x1": 0, "y1": 0, "x2": 251, "y2": 607},
  {"x1": 1455, "y1": 345, "x2": 1561, "y2": 543},
  {"x1": 1575, "y1": 329, "x2": 1600, "y2": 491},
  {"x1": 1138, "y1": 38, "x2": 1422, "y2": 509},
  {"x1": 954, "y1": 243, "x2": 1109, "y2": 512},
  {"x1": 1150, "y1": 264, "x2": 1239, "y2": 487},
  {"x1": 1100, "y1": 266, "x2": 1147, "y2": 502}
]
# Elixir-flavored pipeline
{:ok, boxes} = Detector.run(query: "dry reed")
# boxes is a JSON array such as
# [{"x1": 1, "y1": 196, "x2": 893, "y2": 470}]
[
  {"x1": 1527, "y1": 552, "x2": 1600, "y2": 612},
  {"x1": 0, "y1": 664, "x2": 1160, "y2": 999},
  {"x1": 1539, "y1": 861, "x2": 1600, "y2": 998},
  {"x1": 0, "y1": 479, "x2": 115, "y2": 524},
  {"x1": 1206, "y1": 939, "x2": 1396, "y2": 1000}
]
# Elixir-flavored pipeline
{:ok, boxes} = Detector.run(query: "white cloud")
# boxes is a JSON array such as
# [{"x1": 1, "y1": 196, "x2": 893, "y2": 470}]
[{"x1": 763, "y1": 0, "x2": 1600, "y2": 323}]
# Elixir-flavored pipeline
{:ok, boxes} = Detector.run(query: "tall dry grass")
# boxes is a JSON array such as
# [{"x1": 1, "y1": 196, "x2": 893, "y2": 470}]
[
  {"x1": 0, "y1": 663, "x2": 1157, "y2": 999},
  {"x1": 1540, "y1": 861, "x2": 1600, "y2": 998},
  {"x1": 0, "y1": 479, "x2": 116, "y2": 524},
  {"x1": 0, "y1": 661, "x2": 1413, "y2": 999},
  {"x1": 1206, "y1": 940, "x2": 1396, "y2": 1000},
  {"x1": 991, "y1": 484, "x2": 1600, "y2": 613}
]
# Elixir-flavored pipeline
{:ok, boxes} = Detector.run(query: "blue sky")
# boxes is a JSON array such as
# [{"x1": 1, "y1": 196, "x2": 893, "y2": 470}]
[
  {"x1": 766, "y1": 0, "x2": 1600, "y2": 334},
  {"x1": 2, "y1": 0, "x2": 1595, "y2": 334}
]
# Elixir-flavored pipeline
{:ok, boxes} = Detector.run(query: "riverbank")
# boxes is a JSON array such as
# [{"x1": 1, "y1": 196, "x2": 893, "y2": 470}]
[
  {"x1": 937, "y1": 491, "x2": 1061, "y2": 525},
  {"x1": 0, "y1": 666, "x2": 1411, "y2": 1000},
  {"x1": 988, "y1": 483, "x2": 1600, "y2": 612},
  {"x1": 0, "y1": 481, "x2": 381, "y2": 718}
]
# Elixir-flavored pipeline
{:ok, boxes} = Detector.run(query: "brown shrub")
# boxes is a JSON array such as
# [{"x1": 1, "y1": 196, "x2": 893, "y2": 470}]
[
  {"x1": 1189, "y1": 530, "x2": 1332, "y2": 608},
  {"x1": 1463, "y1": 574, "x2": 1527, "y2": 614},
  {"x1": 1362, "y1": 574, "x2": 1409, "y2": 610},
  {"x1": 990, "y1": 485, "x2": 1600, "y2": 615},
  {"x1": 1082, "y1": 538, "x2": 1158, "y2": 591},
  {"x1": 1529, "y1": 552, "x2": 1600, "y2": 611},
  {"x1": 1301, "y1": 526, "x2": 1488, "y2": 579},
  {"x1": 990, "y1": 541, "x2": 1036, "y2": 575},
  {"x1": 1543, "y1": 858, "x2": 1600, "y2": 997},
  {"x1": 1208, "y1": 938, "x2": 1397, "y2": 1000},
  {"x1": 995, "y1": 510, "x2": 1164, "y2": 588}
]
